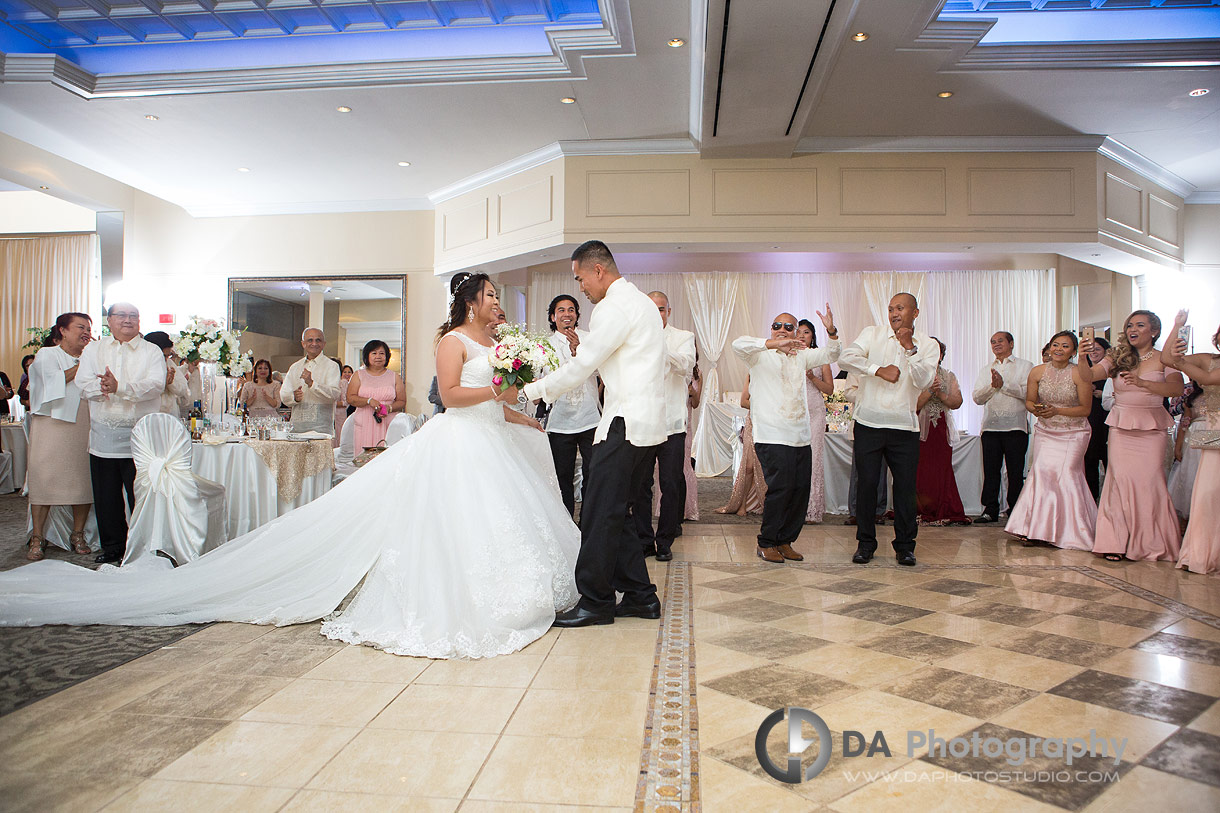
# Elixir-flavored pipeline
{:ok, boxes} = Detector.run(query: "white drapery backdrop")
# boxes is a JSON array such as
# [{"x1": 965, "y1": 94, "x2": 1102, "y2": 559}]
[
  {"x1": 684, "y1": 273, "x2": 740, "y2": 477},
  {"x1": 526, "y1": 267, "x2": 1055, "y2": 442}
]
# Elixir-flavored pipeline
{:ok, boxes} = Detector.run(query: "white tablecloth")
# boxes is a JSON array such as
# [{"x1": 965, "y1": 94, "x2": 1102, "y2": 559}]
[
  {"x1": 1, "y1": 423, "x2": 27, "y2": 492},
  {"x1": 191, "y1": 441, "x2": 331, "y2": 540}
]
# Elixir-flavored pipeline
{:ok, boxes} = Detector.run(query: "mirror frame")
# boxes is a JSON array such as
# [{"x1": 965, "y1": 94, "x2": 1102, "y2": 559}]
[{"x1": 227, "y1": 274, "x2": 408, "y2": 381}]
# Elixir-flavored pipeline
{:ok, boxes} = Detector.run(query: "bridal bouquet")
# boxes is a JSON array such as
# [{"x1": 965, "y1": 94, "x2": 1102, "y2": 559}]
[
  {"x1": 173, "y1": 317, "x2": 252, "y2": 378},
  {"x1": 488, "y1": 324, "x2": 560, "y2": 392}
]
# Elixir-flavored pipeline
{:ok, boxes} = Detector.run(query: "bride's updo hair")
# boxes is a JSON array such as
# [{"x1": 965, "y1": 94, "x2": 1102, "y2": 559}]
[
  {"x1": 1107, "y1": 309, "x2": 1161, "y2": 377},
  {"x1": 436, "y1": 272, "x2": 492, "y2": 341}
]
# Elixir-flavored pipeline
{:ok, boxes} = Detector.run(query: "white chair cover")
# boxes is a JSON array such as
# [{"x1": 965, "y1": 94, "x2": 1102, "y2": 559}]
[
  {"x1": 125, "y1": 413, "x2": 227, "y2": 567},
  {"x1": 385, "y1": 413, "x2": 413, "y2": 446},
  {"x1": 0, "y1": 450, "x2": 12, "y2": 494},
  {"x1": 336, "y1": 415, "x2": 356, "y2": 466}
]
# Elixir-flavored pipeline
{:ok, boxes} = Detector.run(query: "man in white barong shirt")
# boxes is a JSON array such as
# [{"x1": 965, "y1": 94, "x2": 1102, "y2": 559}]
[
  {"x1": 280, "y1": 328, "x2": 341, "y2": 434},
  {"x1": 971, "y1": 331, "x2": 1033, "y2": 522},
  {"x1": 542, "y1": 294, "x2": 601, "y2": 518}
]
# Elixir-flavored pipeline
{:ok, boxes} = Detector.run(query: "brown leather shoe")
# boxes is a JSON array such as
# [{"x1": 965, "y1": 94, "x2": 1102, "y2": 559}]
[
  {"x1": 756, "y1": 546, "x2": 784, "y2": 563},
  {"x1": 777, "y1": 544, "x2": 804, "y2": 561},
  {"x1": 843, "y1": 516, "x2": 856, "y2": 526}
]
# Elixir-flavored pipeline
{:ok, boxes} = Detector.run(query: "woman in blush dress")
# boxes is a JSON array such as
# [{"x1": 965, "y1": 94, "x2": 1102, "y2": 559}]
[
  {"x1": 797, "y1": 319, "x2": 833, "y2": 523},
  {"x1": 1164, "y1": 315, "x2": 1220, "y2": 575},
  {"x1": 1082, "y1": 337, "x2": 1112, "y2": 500},
  {"x1": 716, "y1": 375, "x2": 765, "y2": 516},
  {"x1": 334, "y1": 364, "x2": 354, "y2": 447},
  {"x1": 240, "y1": 360, "x2": 281, "y2": 419},
  {"x1": 1081, "y1": 310, "x2": 1185, "y2": 562},
  {"x1": 1006, "y1": 331, "x2": 1097, "y2": 549},
  {"x1": 348, "y1": 341, "x2": 406, "y2": 450},
  {"x1": 1167, "y1": 382, "x2": 1205, "y2": 522},
  {"x1": 914, "y1": 339, "x2": 971, "y2": 525}
]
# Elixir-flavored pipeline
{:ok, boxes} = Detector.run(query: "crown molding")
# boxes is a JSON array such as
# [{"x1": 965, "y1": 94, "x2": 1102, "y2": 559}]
[
  {"x1": 185, "y1": 197, "x2": 432, "y2": 218},
  {"x1": 427, "y1": 143, "x2": 565, "y2": 206},
  {"x1": 1185, "y1": 191, "x2": 1220, "y2": 204},
  {"x1": 557, "y1": 137, "x2": 698, "y2": 156},
  {"x1": 1098, "y1": 137, "x2": 1195, "y2": 200},
  {"x1": 795, "y1": 135, "x2": 1106, "y2": 153}
]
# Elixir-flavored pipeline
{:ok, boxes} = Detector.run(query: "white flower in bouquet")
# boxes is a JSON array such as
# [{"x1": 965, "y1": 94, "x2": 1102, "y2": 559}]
[{"x1": 487, "y1": 323, "x2": 559, "y2": 392}]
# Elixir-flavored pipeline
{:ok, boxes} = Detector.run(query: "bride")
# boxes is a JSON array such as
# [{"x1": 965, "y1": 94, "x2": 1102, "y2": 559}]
[{"x1": 0, "y1": 273, "x2": 581, "y2": 659}]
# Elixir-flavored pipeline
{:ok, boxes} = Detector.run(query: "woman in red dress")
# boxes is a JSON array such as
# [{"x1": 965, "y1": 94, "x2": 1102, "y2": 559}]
[{"x1": 915, "y1": 339, "x2": 972, "y2": 525}]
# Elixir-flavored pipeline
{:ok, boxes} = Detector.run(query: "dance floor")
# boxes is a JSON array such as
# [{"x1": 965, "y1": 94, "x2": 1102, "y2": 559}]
[{"x1": 1, "y1": 491, "x2": 1218, "y2": 812}]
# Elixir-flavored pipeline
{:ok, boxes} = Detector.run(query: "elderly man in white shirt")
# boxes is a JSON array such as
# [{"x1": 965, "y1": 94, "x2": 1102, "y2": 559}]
[
  {"x1": 542, "y1": 294, "x2": 601, "y2": 517},
  {"x1": 733, "y1": 308, "x2": 841, "y2": 563},
  {"x1": 839, "y1": 293, "x2": 940, "y2": 566},
  {"x1": 524, "y1": 240, "x2": 665, "y2": 628},
  {"x1": 631, "y1": 291, "x2": 696, "y2": 562},
  {"x1": 77, "y1": 302, "x2": 167, "y2": 563},
  {"x1": 280, "y1": 327, "x2": 341, "y2": 434},
  {"x1": 971, "y1": 331, "x2": 1034, "y2": 523}
]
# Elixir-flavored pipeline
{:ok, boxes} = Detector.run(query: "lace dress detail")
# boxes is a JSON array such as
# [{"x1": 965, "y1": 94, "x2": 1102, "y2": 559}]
[
  {"x1": 805, "y1": 372, "x2": 827, "y2": 523},
  {"x1": 1037, "y1": 364, "x2": 1086, "y2": 430}
]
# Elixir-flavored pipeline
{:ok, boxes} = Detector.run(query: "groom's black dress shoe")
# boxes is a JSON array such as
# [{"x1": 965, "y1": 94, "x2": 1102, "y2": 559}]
[
  {"x1": 655, "y1": 547, "x2": 673, "y2": 562},
  {"x1": 896, "y1": 552, "x2": 917, "y2": 567},
  {"x1": 94, "y1": 551, "x2": 122, "y2": 565},
  {"x1": 552, "y1": 606, "x2": 614, "y2": 628},
  {"x1": 615, "y1": 598, "x2": 661, "y2": 619},
  {"x1": 851, "y1": 549, "x2": 873, "y2": 564}
]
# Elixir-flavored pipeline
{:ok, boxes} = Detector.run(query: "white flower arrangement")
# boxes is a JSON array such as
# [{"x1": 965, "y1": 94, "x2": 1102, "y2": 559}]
[
  {"x1": 174, "y1": 317, "x2": 252, "y2": 378},
  {"x1": 488, "y1": 323, "x2": 560, "y2": 391}
]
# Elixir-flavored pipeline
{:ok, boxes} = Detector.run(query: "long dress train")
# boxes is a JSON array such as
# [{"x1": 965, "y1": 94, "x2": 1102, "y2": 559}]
[
  {"x1": 915, "y1": 368, "x2": 970, "y2": 525},
  {"x1": 805, "y1": 372, "x2": 827, "y2": 523},
  {"x1": 0, "y1": 332, "x2": 580, "y2": 659},
  {"x1": 717, "y1": 416, "x2": 765, "y2": 515},
  {"x1": 1178, "y1": 357, "x2": 1220, "y2": 575}
]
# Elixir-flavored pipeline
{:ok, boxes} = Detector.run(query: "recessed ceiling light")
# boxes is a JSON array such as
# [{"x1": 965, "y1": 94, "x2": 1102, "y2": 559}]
[
  {"x1": 560, "y1": 97, "x2": 576, "y2": 104},
  {"x1": 1091, "y1": 253, "x2": 1101, "y2": 257},
  {"x1": 237, "y1": 167, "x2": 251, "y2": 173},
  {"x1": 39, "y1": 185, "x2": 49, "y2": 190},
  {"x1": 667, "y1": 38, "x2": 686, "y2": 48},
  {"x1": 336, "y1": 105, "x2": 353, "y2": 113},
  {"x1": 1189, "y1": 88, "x2": 1210, "y2": 97},
  {"x1": 937, "y1": 91, "x2": 954, "y2": 98},
  {"x1": 144, "y1": 114, "x2": 158, "y2": 121},
  {"x1": 851, "y1": 32, "x2": 869, "y2": 42},
  {"x1": 397, "y1": 161, "x2": 411, "y2": 167}
]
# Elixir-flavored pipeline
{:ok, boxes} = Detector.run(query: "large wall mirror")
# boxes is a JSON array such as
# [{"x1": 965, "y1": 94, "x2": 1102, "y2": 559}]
[{"x1": 228, "y1": 275, "x2": 407, "y2": 379}]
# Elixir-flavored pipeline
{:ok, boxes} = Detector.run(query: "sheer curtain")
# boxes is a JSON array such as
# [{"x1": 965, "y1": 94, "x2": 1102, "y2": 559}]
[
  {"x1": 684, "y1": 273, "x2": 741, "y2": 476},
  {"x1": 1, "y1": 235, "x2": 98, "y2": 382}
]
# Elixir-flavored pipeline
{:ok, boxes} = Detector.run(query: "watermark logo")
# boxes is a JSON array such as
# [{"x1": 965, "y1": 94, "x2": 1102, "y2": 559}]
[{"x1": 754, "y1": 707, "x2": 832, "y2": 783}]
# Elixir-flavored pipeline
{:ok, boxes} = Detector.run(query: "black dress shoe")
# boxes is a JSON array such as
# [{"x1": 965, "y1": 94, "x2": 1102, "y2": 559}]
[
  {"x1": 615, "y1": 598, "x2": 661, "y2": 619},
  {"x1": 851, "y1": 549, "x2": 873, "y2": 564},
  {"x1": 896, "y1": 552, "x2": 917, "y2": 566},
  {"x1": 641, "y1": 544, "x2": 657, "y2": 558},
  {"x1": 552, "y1": 606, "x2": 614, "y2": 628},
  {"x1": 94, "y1": 551, "x2": 122, "y2": 564},
  {"x1": 655, "y1": 548, "x2": 673, "y2": 562},
  {"x1": 975, "y1": 514, "x2": 997, "y2": 524}
]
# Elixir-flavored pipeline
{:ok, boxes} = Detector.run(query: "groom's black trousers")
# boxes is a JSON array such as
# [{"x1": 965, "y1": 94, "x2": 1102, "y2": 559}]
[{"x1": 576, "y1": 417, "x2": 659, "y2": 615}]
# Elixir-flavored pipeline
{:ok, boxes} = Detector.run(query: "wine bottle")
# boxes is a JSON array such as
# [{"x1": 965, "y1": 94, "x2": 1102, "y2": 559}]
[{"x1": 189, "y1": 400, "x2": 203, "y2": 441}]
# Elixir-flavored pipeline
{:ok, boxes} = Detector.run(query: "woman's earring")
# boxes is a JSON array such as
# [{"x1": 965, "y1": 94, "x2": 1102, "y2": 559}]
[{"x1": 467, "y1": 306, "x2": 475, "y2": 322}]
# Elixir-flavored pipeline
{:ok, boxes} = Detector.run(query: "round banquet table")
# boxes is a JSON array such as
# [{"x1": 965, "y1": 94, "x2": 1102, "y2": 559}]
[
  {"x1": 191, "y1": 438, "x2": 334, "y2": 540},
  {"x1": 1, "y1": 421, "x2": 28, "y2": 492}
]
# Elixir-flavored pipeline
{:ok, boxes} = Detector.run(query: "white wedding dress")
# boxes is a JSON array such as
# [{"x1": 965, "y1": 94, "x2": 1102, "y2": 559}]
[{"x1": 0, "y1": 332, "x2": 580, "y2": 659}]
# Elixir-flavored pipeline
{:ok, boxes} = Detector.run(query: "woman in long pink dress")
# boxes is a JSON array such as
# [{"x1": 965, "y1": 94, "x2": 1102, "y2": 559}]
[
  {"x1": 797, "y1": 319, "x2": 832, "y2": 523},
  {"x1": 716, "y1": 375, "x2": 765, "y2": 516},
  {"x1": 1164, "y1": 316, "x2": 1220, "y2": 575},
  {"x1": 1006, "y1": 331, "x2": 1097, "y2": 549},
  {"x1": 347, "y1": 340, "x2": 406, "y2": 451},
  {"x1": 240, "y1": 359, "x2": 281, "y2": 419},
  {"x1": 914, "y1": 339, "x2": 971, "y2": 525},
  {"x1": 1081, "y1": 311, "x2": 1185, "y2": 562},
  {"x1": 334, "y1": 364, "x2": 353, "y2": 447}
]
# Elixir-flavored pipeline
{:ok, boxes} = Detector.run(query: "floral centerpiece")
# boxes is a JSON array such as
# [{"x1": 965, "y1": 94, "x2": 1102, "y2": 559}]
[
  {"x1": 825, "y1": 387, "x2": 853, "y2": 433},
  {"x1": 173, "y1": 317, "x2": 252, "y2": 378},
  {"x1": 488, "y1": 323, "x2": 560, "y2": 392}
]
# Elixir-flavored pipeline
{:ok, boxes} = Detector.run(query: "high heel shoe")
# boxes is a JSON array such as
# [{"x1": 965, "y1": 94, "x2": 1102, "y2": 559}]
[
  {"x1": 26, "y1": 534, "x2": 47, "y2": 561},
  {"x1": 69, "y1": 531, "x2": 90, "y2": 555}
]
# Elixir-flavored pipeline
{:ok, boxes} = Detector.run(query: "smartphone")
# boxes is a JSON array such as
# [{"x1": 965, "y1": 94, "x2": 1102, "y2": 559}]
[
  {"x1": 1081, "y1": 325, "x2": 1095, "y2": 344},
  {"x1": 1178, "y1": 324, "x2": 1192, "y2": 351}
]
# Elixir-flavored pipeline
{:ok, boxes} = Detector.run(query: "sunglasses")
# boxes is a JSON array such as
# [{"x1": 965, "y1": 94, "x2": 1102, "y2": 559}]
[{"x1": 771, "y1": 322, "x2": 795, "y2": 332}]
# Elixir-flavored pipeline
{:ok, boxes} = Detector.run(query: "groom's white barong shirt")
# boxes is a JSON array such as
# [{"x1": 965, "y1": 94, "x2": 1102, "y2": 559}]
[
  {"x1": 280, "y1": 355, "x2": 341, "y2": 434},
  {"x1": 732, "y1": 337, "x2": 841, "y2": 446},
  {"x1": 838, "y1": 326, "x2": 940, "y2": 432},
  {"x1": 661, "y1": 324, "x2": 697, "y2": 436},
  {"x1": 77, "y1": 334, "x2": 167, "y2": 458},
  {"x1": 525, "y1": 277, "x2": 666, "y2": 448}
]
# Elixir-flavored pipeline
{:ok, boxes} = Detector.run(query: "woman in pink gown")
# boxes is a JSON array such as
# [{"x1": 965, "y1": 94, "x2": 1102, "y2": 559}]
[
  {"x1": 1006, "y1": 331, "x2": 1097, "y2": 549},
  {"x1": 717, "y1": 375, "x2": 765, "y2": 516},
  {"x1": 1164, "y1": 316, "x2": 1220, "y2": 575},
  {"x1": 914, "y1": 339, "x2": 971, "y2": 525},
  {"x1": 334, "y1": 364, "x2": 353, "y2": 447},
  {"x1": 1081, "y1": 311, "x2": 1185, "y2": 562},
  {"x1": 797, "y1": 319, "x2": 832, "y2": 523},
  {"x1": 240, "y1": 359, "x2": 281, "y2": 419},
  {"x1": 347, "y1": 340, "x2": 406, "y2": 451}
]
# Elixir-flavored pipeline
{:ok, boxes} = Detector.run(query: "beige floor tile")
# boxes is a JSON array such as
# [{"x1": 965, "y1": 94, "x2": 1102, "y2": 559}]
[
  {"x1": 779, "y1": 642, "x2": 926, "y2": 688},
  {"x1": 1162, "y1": 618, "x2": 1220, "y2": 643},
  {"x1": 201, "y1": 641, "x2": 344, "y2": 678},
  {"x1": 867, "y1": 587, "x2": 980, "y2": 612},
  {"x1": 763, "y1": 586, "x2": 858, "y2": 611},
  {"x1": 29, "y1": 662, "x2": 181, "y2": 714},
  {"x1": 896, "y1": 613, "x2": 1023, "y2": 646},
  {"x1": 1092, "y1": 648, "x2": 1220, "y2": 695},
  {"x1": 302, "y1": 644, "x2": 432, "y2": 683},
  {"x1": 1187, "y1": 699, "x2": 1220, "y2": 736},
  {"x1": 695, "y1": 641, "x2": 772, "y2": 682},
  {"x1": 698, "y1": 686, "x2": 772, "y2": 748},
  {"x1": 0, "y1": 697, "x2": 105, "y2": 747},
  {"x1": 692, "y1": 609, "x2": 760, "y2": 637},
  {"x1": 1081, "y1": 764, "x2": 1220, "y2": 812},
  {"x1": 154, "y1": 721, "x2": 358, "y2": 787},
  {"x1": 308, "y1": 728, "x2": 496, "y2": 797},
  {"x1": 990, "y1": 694, "x2": 1179, "y2": 760},
  {"x1": 468, "y1": 734, "x2": 639, "y2": 807},
  {"x1": 548, "y1": 628, "x2": 658, "y2": 658},
  {"x1": 984, "y1": 589, "x2": 1090, "y2": 613},
  {"x1": 124, "y1": 639, "x2": 244, "y2": 671},
  {"x1": 241, "y1": 678, "x2": 403, "y2": 727},
  {"x1": 414, "y1": 651, "x2": 547, "y2": 688},
  {"x1": 0, "y1": 770, "x2": 138, "y2": 813},
  {"x1": 813, "y1": 690, "x2": 980, "y2": 756},
  {"x1": 181, "y1": 622, "x2": 274, "y2": 644},
  {"x1": 936, "y1": 646, "x2": 1085, "y2": 692},
  {"x1": 504, "y1": 688, "x2": 648, "y2": 740},
  {"x1": 103, "y1": 779, "x2": 296, "y2": 812},
  {"x1": 769, "y1": 611, "x2": 895, "y2": 644},
  {"x1": 457, "y1": 802, "x2": 630, "y2": 813},
  {"x1": 532, "y1": 653, "x2": 654, "y2": 692},
  {"x1": 282, "y1": 789, "x2": 458, "y2": 812},
  {"x1": 116, "y1": 673, "x2": 289, "y2": 720},
  {"x1": 369, "y1": 684, "x2": 524, "y2": 733},
  {"x1": 829, "y1": 758, "x2": 1064, "y2": 813},
  {"x1": 1029, "y1": 615, "x2": 1157, "y2": 648},
  {"x1": 699, "y1": 757, "x2": 819, "y2": 813}
]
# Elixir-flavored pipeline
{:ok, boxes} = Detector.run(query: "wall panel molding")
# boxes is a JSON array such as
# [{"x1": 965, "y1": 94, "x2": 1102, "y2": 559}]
[
  {"x1": 840, "y1": 168, "x2": 946, "y2": 216},
  {"x1": 967, "y1": 168, "x2": 1074, "y2": 216},
  {"x1": 498, "y1": 176, "x2": 554, "y2": 236},
  {"x1": 1104, "y1": 173, "x2": 1143, "y2": 236},
  {"x1": 711, "y1": 169, "x2": 817, "y2": 216},
  {"x1": 586, "y1": 169, "x2": 690, "y2": 217},
  {"x1": 441, "y1": 197, "x2": 488, "y2": 251}
]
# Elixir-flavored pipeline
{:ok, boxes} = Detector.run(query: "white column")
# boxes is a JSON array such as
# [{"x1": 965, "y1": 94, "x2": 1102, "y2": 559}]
[{"x1": 308, "y1": 283, "x2": 326, "y2": 329}]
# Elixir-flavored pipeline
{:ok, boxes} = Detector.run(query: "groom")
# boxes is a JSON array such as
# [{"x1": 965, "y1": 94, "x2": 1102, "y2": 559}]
[{"x1": 524, "y1": 240, "x2": 667, "y2": 626}]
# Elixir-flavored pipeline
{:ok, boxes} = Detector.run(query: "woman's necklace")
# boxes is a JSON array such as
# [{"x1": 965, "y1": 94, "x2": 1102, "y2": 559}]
[{"x1": 1138, "y1": 349, "x2": 1156, "y2": 362}]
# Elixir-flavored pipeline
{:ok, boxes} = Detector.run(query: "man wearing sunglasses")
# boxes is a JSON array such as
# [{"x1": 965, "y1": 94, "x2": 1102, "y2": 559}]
[{"x1": 732, "y1": 308, "x2": 840, "y2": 563}]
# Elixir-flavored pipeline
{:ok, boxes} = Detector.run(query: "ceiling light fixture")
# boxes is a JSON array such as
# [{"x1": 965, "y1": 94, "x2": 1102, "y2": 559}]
[
  {"x1": 237, "y1": 167, "x2": 250, "y2": 173},
  {"x1": 144, "y1": 114, "x2": 158, "y2": 121},
  {"x1": 667, "y1": 38, "x2": 686, "y2": 48},
  {"x1": 39, "y1": 185, "x2": 49, "y2": 190},
  {"x1": 851, "y1": 32, "x2": 869, "y2": 42},
  {"x1": 336, "y1": 105, "x2": 353, "y2": 113},
  {"x1": 560, "y1": 97, "x2": 576, "y2": 104},
  {"x1": 397, "y1": 161, "x2": 411, "y2": 167},
  {"x1": 937, "y1": 91, "x2": 954, "y2": 98},
  {"x1": 1189, "y1": 88, "x2": 1210, "y2": 97}
]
